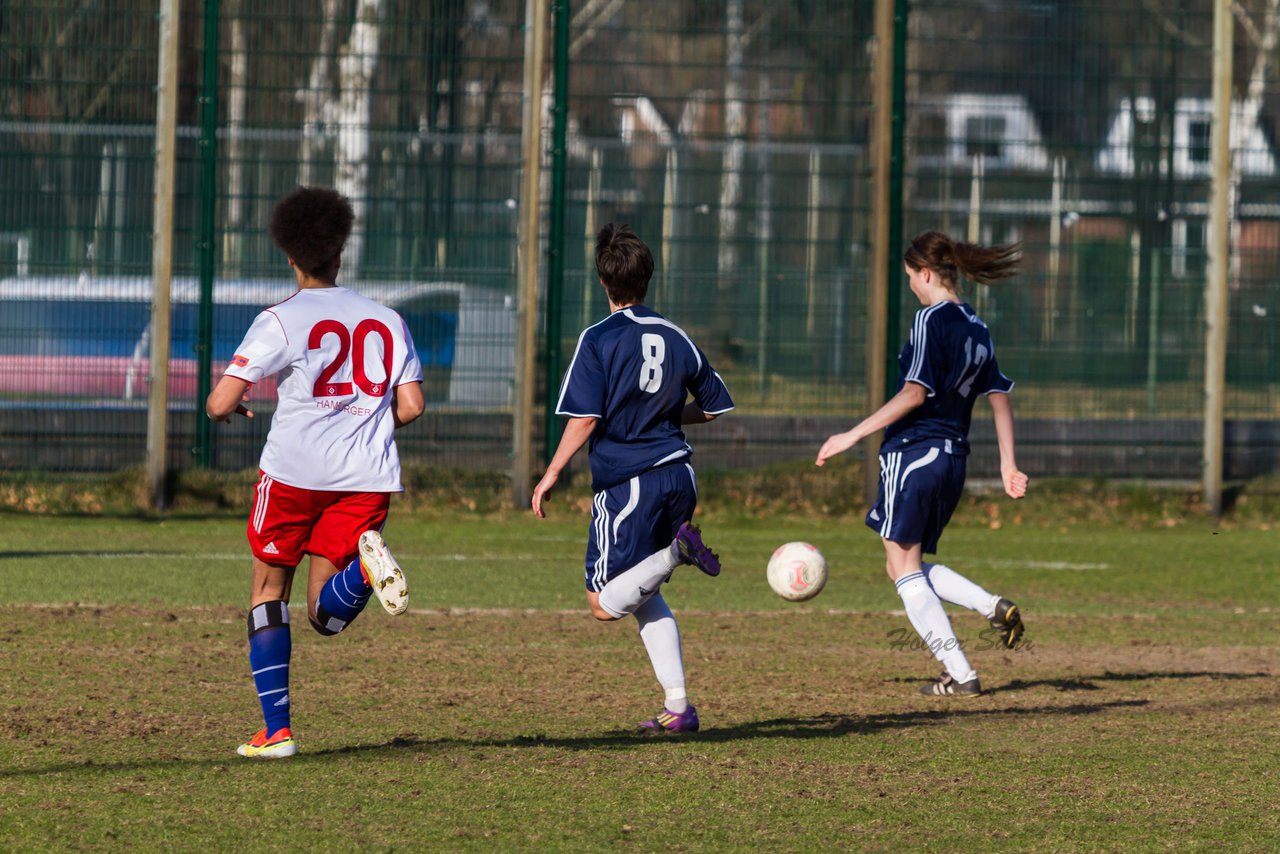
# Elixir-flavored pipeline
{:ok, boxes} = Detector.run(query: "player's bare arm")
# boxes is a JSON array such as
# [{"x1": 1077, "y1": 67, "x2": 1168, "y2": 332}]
[
  {"x1": 987, "y1": 391, "x2": 1028, "y2": 499},
  {"x1": 392, "y1": 381, "x2": 426, "y2": 429},
  {"x1": 206, "y1": 375, "x2": 255, "y2": 422},
  {"x1": 816, "y1": 382, "x2": 928, "y2": 466},
  {"x1": 681, "y1": 402, "x2": 718, "y2": 425},
  {"x1": 532, "y1": 416, "x2": 597, "y2": 518}
]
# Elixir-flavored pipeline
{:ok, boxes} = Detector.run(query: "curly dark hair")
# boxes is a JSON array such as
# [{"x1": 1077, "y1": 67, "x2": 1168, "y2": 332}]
[
  {"x1": 595, "y1": 222, "x2": 654, "y2": 305},
  {"x1": 268, "y1": 186, "x2": 354, "y2": 279}
]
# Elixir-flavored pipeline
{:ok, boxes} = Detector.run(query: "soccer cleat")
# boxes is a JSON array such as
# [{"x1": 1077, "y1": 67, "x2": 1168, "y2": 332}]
[
  {"x1": 236, "y1": 726, "x2": 298, "y2": 759},
  {"x1": 358, "y1": 530, "x2": 409, "y2": 615},
  {"x1": 919, "y1": 671, "x2": 982, "y2": 697},
  {"x1": 640, "y1": 704, "x2": 700, "y2": 733},
  {"x1": 988, "y1": 597, "x2": 1025, "y2": 649},
  {"x1": 674, "y1": 522, "x2": 720, "y2": 577}
]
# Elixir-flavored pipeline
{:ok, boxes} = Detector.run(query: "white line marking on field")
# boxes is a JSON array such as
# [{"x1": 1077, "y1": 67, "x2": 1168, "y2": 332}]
[
  {"x1": 51, "y1": 555, "x2": 249, "y2": 560},
  {"x1": 1014, "y1": 560, "x2": 1110, "y2": 571},
  {"x1": 958, "y1": 558, "x2": 1111, "y2": 571},
  {"x1": 4, "y1": 551, "x2": 564, "y2": 563}
]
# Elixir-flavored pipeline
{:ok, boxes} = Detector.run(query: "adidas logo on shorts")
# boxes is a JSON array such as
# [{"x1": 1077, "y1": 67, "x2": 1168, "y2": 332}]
[{"x1": 263, "y1": 542, "x2": 280, "y2": 555}]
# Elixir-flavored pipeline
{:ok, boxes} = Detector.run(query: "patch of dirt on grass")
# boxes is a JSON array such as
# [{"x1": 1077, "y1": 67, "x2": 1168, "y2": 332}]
[{"x1": 2, "y1": 604, "x2": 1275, "y2": 759}]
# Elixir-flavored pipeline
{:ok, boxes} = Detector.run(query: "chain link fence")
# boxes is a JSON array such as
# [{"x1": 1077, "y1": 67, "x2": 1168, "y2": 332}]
[{"x1": 1, "y1": 0, "x2": 1276, "y2": 483}]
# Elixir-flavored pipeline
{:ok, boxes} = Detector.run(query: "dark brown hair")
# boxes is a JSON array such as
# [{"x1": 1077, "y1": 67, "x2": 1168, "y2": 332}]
[
  {"x1": 269, "y1": 186, "x2": 355, "y2": 279},
  {"x1": 595, "y1": 222, "x2": 654, "y2": 305},
  {"x1": 903, "y1": 230, "x2": 1020, "y2": 288}
]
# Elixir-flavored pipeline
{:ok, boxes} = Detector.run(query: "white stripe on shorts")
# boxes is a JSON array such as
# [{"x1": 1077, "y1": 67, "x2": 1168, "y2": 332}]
[
  {"x1": 879, "y1": 452, "x2": 899, "y2": 538},
  {"x1": 592, "y1": 490, "x2": 610, "y2": 590},
  {"x1": 253, "y1": 474, "x2": 273, "y2": 534},
  {"x1": 879, "y1": 448, "x2": 940, "y2": 540},
  {"x1": 900, "y1": 447, "x2": 940, "y2": 485},
  {"x1": 612, "y1": 477, "x2": 640, "y2": 544}
]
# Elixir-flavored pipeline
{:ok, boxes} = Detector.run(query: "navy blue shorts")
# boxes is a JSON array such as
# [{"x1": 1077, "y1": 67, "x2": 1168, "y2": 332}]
[
  {"x1": 865, "y1": 443, "x2": 966, "y2": 554},
  {"x1": 584, "y1": 462, "x2": 698, "y2": 592}
]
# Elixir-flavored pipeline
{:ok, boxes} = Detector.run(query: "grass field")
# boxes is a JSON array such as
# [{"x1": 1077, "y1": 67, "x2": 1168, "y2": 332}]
[{"x1": 2, "y1": 506, "x2": 1279, "y2": 851}]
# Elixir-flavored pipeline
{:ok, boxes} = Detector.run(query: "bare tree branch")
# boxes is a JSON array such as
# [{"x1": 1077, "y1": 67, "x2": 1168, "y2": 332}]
[{"x1": 1139, "y1": 0, "x2": 1207, "y2": 48}]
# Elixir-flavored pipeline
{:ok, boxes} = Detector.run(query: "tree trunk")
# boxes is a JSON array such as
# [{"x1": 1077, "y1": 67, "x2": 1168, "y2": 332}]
[
  {"x1": 333, "y1": 0, "x2": 385, "y2": 280},
  {"x1": 716, "y1": 0, "x2": 745, "y2": 354},
  {"x1": 298, "y1": 0, "x2": 340, "y2": 187},
  {"x1": 224, "y1": 3, "x2": 247, "y2": 274}
]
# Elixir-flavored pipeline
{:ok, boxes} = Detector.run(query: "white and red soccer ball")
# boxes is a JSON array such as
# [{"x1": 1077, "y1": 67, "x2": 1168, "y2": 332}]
[{"x1": 766, "y1": 541, "x2": 827, "y2": 602}]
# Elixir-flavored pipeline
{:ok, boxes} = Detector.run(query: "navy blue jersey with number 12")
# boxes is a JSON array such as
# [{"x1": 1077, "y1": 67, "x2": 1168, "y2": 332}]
[
  {"x1": 883, "y1": 301, "x2": 1014, "y2": 455},
  {"x1": 556, "y1": 305, "x2": 735, "y2": 492}
]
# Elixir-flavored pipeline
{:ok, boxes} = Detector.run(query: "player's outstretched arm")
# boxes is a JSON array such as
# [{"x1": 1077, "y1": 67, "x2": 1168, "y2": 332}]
[
  {"x1": 206, "y1": 375, "x2": 254, "y2": 422},
  {"x1": 532, "y1": 416, "x2": 597, "y2": 518},
  {"x1": 988, "y1": 391, "x2": 1027, "y2": 499},
  {"x1": 816, "y1": 382, "x2": 927, "y2": 466}
]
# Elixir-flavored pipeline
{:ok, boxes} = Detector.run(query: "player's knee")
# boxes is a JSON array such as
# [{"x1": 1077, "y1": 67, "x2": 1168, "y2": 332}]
[
  {"x1": 308, "y1": 604, "x2": 346, "y2": 636},
  {"x1": 587, "y1": 600, "x2": 619, "y2": 622},
  {"x1": 589, "y1": 605, "x2": 617, "y2": 622}
]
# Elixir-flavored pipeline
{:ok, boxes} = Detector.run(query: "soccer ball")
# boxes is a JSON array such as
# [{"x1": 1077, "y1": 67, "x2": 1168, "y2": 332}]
[{"x1": 766, "y1": 542, "x2": 828, "y2": 602}]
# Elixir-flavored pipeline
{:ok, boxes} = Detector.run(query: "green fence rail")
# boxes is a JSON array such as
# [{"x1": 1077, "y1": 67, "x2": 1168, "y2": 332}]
[{"x1": 1, "y1": 0, "x2": 1277, "y2": 486}]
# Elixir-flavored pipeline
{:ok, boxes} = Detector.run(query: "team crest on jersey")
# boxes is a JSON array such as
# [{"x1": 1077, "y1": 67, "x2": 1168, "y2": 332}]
[{"x1": 231, "y1": 354, "x2": 250, "y2": 367}]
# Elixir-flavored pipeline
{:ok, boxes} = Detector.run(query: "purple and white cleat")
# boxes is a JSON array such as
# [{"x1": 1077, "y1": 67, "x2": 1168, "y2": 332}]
[
  {"x1": 640, "y1": 704, "x2": 700, "y2": 733},
  {"x1": 674, "y1": 522, "x2": 720, "y2": 577}
]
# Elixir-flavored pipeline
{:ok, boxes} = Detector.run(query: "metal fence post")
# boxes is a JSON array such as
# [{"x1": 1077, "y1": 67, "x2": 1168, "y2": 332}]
[
  {"x1": 542, "y1": 0, "x2": 570, "y2": 465},
  {"x1": 195, "y1": 0, "x2": 221, "y2": 468}
]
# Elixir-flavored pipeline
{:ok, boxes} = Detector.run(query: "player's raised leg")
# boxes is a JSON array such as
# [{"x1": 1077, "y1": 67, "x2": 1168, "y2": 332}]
[
  {"x1": 309, "y1": 554, "x2": 372, "y2": 635},
  {"x1": 674, "y1": 521, "x2": 720, "y2": 576},
  {"x1": 923, "y1": 562, "x2": 1025, "y2": 649},
  {"x1": 594, "y1": 522, "x2": 720, "y2": 619},
  {"x1": 595, "y1": 545, "x2": 678, "y2": 619},
  {"x1": 358, "y1": 530, "x2": 409, "y2": 615}
]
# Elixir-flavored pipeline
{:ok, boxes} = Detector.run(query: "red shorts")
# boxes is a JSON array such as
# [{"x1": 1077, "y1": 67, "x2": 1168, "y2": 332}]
[{"x1": 247, "y1": 472, "x2": 392, "y2": 568}]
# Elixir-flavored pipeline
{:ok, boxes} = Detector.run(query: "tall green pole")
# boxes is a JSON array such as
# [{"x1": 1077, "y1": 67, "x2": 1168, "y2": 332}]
[
  {"x1": 542, "y1": 0, "x2": 570, "y2": 464},
  {"x1": 194, "y1": 0, "x2": 220, "y2": 467}
]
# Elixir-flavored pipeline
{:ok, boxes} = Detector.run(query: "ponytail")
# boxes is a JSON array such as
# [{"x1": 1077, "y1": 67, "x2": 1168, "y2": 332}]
[{"x1": 904, "y1": 230, "x2": 1020, "y2": 287}]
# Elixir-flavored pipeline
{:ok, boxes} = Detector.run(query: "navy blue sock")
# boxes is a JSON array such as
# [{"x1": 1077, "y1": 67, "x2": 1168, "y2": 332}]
[
  {"x1": 247, "y1": 601, "x2": 291, "y2": 736},
  {"x1": 312, "y1": 558, "x2": 372, "y2": 635}
]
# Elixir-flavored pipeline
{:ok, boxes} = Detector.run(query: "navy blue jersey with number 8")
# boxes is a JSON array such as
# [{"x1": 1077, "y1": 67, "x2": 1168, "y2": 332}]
[{"x1": 556, "y1": 305, "x2": 734, "y2": 492}]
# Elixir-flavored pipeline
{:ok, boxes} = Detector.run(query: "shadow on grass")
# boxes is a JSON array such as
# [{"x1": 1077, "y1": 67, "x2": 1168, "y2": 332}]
[
  {"x1": 883, "y1": 669, "x2": 1272, "y2": 694},
  {"x1": 995, "y1": 670, "x2": 1273, "y2": 693},
  {"x1": 1, "y1": 697, "x2": 1152, "y2": 777},
  {"x1": 331, "y1": 698, "x2": 1154, "y2": 755}
]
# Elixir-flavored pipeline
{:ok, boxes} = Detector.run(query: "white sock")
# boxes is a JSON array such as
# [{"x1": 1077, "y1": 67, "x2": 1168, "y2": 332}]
[
  {"x1": 895, "y1": 572, "x2": 976, "y2": 683},
  {"x1": 634, "y1": 593, "x2": 688, "y2": 712},
  {"x1": 597, "y1": 544, "x2": 679, "y2": 618},
  {"x1": 923, "y1": 563, "x2": 999, "y2": 618}
]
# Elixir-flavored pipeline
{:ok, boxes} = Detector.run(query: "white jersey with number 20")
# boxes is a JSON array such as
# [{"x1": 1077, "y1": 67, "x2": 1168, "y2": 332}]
[{"x1": 224, "y1": 286, "x2": 423, "y2": 492}]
